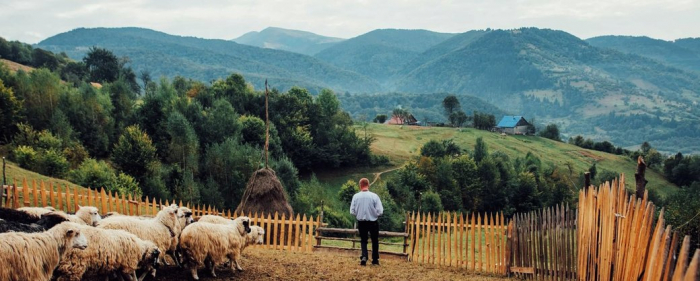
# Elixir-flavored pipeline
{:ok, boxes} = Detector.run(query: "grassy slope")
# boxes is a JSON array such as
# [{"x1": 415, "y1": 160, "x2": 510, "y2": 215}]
[
  {"x1": 1, "y1": 160, "x2": 85, "y2": 191},
  {"x1": 360, "y1": 123, "x2": 676, "y2": 197}
]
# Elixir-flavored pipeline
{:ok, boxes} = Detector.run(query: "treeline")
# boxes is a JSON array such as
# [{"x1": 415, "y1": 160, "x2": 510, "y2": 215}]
[{"x1": 0, "y1": 47, "x2": 380, "y2": 211}]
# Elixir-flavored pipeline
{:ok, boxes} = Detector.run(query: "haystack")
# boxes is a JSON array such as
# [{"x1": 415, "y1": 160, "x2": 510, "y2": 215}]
[{"x1": 235, "y1": 168, "x2": 294, "y2": 218}]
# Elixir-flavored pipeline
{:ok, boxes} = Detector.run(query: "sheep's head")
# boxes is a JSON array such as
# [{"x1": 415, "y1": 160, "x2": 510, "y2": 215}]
[
  {"x1": 247, "y1": 225, "x2": 264, "y2": 245},
  {"x1": 77, "y1": 205, "x2": 102, "y2": 226},
  {"x1": 140, "y1": 241, "x2": 161, "y2": 270},
  {"x1": 157, "y1": 204, "x2": 180, "y2": 233},
  {"x1": 58, "y1": 222, "x2": 88, "y2": 250},
  {"x1": 177, "y1": 207, "x2": 194, "y2": 229},
  {"x1": 232, "y1": 216, "x2": 251, "y2": 235}
]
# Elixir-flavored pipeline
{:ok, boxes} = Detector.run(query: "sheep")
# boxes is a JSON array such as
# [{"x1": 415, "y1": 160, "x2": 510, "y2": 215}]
[
  {"x1": 168, "y1": 205, "x2": 194, "y2": 266},
  {"x1": 242, "y1": 225, "x2": 265, "y2": 253},
  {"x1": 53, "y1": 226, "x2": 161, "y2": 281},
  {"x1": 0, "y1": 212, "x2": 69, "y2": 233},
  {"x1": 67, "y1": 205, "x2": 102, "y2": 226},
  {"x1": 0, "y1": 222, "x2": 88, "y2": 281},
  {"x1": 0, "y1": 206, "x2": 44, "y2": 223},
  {"x1": 17, "y1": 206, "x2": 56, "y2": 217},
  {"x1": 179, "y1": 216, "x2": 251, "y2": 280},
  {"x1": 17, "y1": 205, "x2": 101, "y2": 226},
  {"x1": 97, "y1": 204, "x2": 180, "y2": 275}
]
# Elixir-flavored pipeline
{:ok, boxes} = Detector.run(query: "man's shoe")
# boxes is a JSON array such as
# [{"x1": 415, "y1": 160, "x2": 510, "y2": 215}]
[
  {"x1": 371, "y1": 260, "x2": 380, "y2": 266},
  {"x1": 360, "y1": 256, "x2": 367, "y2": 266}
]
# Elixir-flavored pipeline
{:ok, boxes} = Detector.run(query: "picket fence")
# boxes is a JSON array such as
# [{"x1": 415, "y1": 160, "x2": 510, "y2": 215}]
[
  {"x1": 1, "y1": 179, "x2": 322, "y2": 253},
  {"x1": 2, "y1": 176, "x2": 699, "y2": 280},
  {"x1": 406, "y1": 211, "x2": 509, "y2": 274}
]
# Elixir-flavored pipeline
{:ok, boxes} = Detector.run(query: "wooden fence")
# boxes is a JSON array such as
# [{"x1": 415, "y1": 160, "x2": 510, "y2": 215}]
[
  {"x1": 1, "y1": 179, "x2": 323, "y2": 253},
  {"x1": 406, "y1": 211, "x2": 509, "y2": 274},
  {"x1": 509, "y1": 204, "x2": 577, "y2": 280},
  {"x1": 577, "y1": 175, "x2": 699, "y2": 281}
]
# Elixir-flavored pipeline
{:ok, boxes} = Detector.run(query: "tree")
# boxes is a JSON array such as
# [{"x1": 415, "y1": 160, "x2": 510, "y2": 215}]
[
  {"x1": 539, "y1": 124, "x2": 561, "y2": 141},
  {"x1": 442, "y1": 95, "x2": 461, "y2": 117},
  {"x1": 339, "y1": 180, "x2": 359, "y2": 206},
  {"x1": 449, "y1": 111, "x2": 468, "y2": 127},
  {"x1": 83, "y1": 47, "x2": 120, "y2": 83},
  {"x1": 0, "y1": 79, "x2": 21, "y2": 143},
  {"x1": 420, "y1": 140, "x2": 446, "y2": 158},
  {"x1": 112, "y1": 125, "x2": 158, "y2": 182},
  {"x1": 588, "y1": 163, "x2": 597, "y2": 180},
  {"x1": 473, "y1": 137, "x2": 489, "y2": 163},
  {"x1": 166, "y1": 112, "x2": 199, "y2": 174},
  {"x1": 421, "y1": 191, "x2": 443, "y2": 214},
  {"x1": 373, "y1": 114, "x2": 387, "y2": 123}
]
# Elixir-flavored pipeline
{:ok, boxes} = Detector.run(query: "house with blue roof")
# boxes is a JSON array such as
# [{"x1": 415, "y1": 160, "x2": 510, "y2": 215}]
[{"x1": 496, "y1": 116, "x2": 530, "y2": 135}]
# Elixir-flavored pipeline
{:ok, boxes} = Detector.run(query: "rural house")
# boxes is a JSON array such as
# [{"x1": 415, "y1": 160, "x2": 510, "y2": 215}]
[
  {"x1": 387, "y1": 114, "x2": 419, "y2": 125},
  {"x1": 496, "y1": 116, "x2": 530, "y2": 134}
]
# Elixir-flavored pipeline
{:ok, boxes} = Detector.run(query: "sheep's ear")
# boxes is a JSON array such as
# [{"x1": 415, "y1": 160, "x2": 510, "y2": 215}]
[
  {"x1": 66, "y1": 229, "x2": 75, "y2": 236},
  {"x1": 160, "y1": 205, "x2": 167, "y2": 210},
  {"x1": 77, "y1": 205, "x2": 82, "y2": 210}
]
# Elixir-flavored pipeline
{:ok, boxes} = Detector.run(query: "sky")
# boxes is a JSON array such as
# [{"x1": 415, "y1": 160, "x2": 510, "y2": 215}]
[{"x1": 0, "y1": 0, "x2": 699, "y2": 44}]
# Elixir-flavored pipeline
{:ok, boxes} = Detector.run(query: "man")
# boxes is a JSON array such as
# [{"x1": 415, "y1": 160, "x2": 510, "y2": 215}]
[{"x1": 349, "y1": 178, "x2": 384, "y2": 266}]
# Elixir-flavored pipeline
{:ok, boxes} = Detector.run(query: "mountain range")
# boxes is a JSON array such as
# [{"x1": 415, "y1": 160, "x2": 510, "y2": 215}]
[{"x1": 32, "y1": 27, "x2": 700, "y2": 154}]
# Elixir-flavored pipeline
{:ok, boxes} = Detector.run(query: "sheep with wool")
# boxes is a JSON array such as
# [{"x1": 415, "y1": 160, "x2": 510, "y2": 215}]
[
  {"x1": 0, "y1": 222, "x2": 88, "y2": 281},
  {"x1": 17, "y1": 206, "x2": 56, "y2": 217},
  {"x1": 0, "y1": 211, "x2": 68, "y2": 233},
  {"x1": 179, "y1": 216, "x2": 251, "y2": 280},
  {"x1": 97, "y1": 204, "x2": 180, "y2": 276},
  {"x1": 53, "y1": 226, "x2": 161, "y2": 281},
  {"x1": 167, "y1": 205, "x2": 194, "y2": 266},
  {"x1": 242, "y1": 225, "x2": 265, "y2": 253}
]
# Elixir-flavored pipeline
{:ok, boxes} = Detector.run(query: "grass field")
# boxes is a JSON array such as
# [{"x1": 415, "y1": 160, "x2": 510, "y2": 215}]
[{"x1": 356, "y1": 123, "x2": 677, "y2": 197}]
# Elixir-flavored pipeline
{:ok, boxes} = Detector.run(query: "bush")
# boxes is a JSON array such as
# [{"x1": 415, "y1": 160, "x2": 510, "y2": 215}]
[
  {"x1": 35, "y1": 149, "x2": 69, "y2": 178},
  {"x1": 421, "y1": 190, "x2": 443, "y2": 214},
  {"x1": 69, "y1": 158, "x2": 117, "y2": 191},
  {"x1": 338, "y1": 180, "x2": 359, "y2": 206},
  {"x1": 13, "y1": 145, "x2": 37, "y2": 169},
  {"x1": 115, "y1": 172, "x2": 142, "y2": 198},
  {"x1": 63, "y1": 144, "x2": 89, "y2": 169},
  {"x1": 36, "y1": 130, "x2": 63, "y2": 151},
  {"x1": 369, "y1": 154, "x2": 391, "y2": 166}
]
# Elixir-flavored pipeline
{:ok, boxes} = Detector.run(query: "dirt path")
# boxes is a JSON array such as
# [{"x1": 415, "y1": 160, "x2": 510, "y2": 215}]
[
  {"x1": 370, "y1": 166, "x2": 403, "y2": 185},
  {"x1": 128, "y1": 248, "x2": 512, "y2": 281}
]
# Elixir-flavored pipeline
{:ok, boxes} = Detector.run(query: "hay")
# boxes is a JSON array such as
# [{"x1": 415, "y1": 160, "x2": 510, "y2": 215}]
[{"x1": 235, "y1": 168, "x2": 294, "y2": 218}]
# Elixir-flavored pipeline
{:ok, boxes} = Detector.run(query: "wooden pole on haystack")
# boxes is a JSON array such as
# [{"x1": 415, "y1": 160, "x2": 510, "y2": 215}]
[{"x1": 265, "y1": 79, "x2": 270, "y2": 169}]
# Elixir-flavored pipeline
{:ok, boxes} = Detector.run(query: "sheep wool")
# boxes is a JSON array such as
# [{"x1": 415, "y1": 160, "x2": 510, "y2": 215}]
[
  {"x1": 97, "y1": 205, "x2": 179, "y2": 264},
  {"x1": 54, "y1": 226, "x2": 160, "y2": 281},
  {"x1": 179, "y1": 217, "x2": 250, "y2": 280},
  {"x1": 0, "y1": 222, "x2": 87, "y2": 281},
  {"x1": 69, "y1": 206, "x2": 102, "y2": 226},
  {"x1": 17, "y1": 206, "x2": 56, "y2": 218}
]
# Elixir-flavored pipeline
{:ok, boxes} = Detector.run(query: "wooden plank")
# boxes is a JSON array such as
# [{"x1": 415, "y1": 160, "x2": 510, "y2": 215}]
[
  {"x1": 21, "y1": 178, "x2": 29, "y2": 207},
  {"x1": 511, "y1": 266, "x2": 535, "y2": 274},
  {"x1": 294, "y1": 214, "x2": 301, "y2": 251},
  {"x1": 671, "y1": 236, "x2": 690, "y2": 281},
  {"x1": 31, "y1": 179, "x2": 38, "y2": 207},
  {"x1": 437, "y1": 212, "x2": 443, "y2": 266},
  {"x1": 470, "y1": 212, "x2": 475, "y2": 271},
  {"x1": 683, "y1": 249, "x2": 699, "y2": 281},
  {"x1": 426, "y1": 213, "x2": 433, "y2": 264}
]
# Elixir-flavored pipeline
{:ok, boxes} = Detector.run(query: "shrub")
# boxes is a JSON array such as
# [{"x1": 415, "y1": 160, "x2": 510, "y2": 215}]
[
  {"x1": 36, "y1": 130, "x2": 63, "y2": 151},
  {"x1": 115, "y1": 172, "x2": 142, "y2": 198},
  {"x1": 421, "y1": 190, "x2": 443, "y2": 214},
  {"x1": 63, "y1": 143, "x2": 89, "y2": 169},
  {"x1": 35, "y1": 149, "x2": 69, "y2": 178},
  {"x1": 13, "y1": 145, "x2": 37, "y2": 169},
  {"x1": 338, "y1": 180, "x2": 359, "y2": 206},
  {"x1": 69, "y1": 158, "x2": 117, "y2": 191}
]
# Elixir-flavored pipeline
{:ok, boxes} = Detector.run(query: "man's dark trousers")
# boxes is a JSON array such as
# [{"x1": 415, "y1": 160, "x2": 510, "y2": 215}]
[{"x1": 358, "y1": 220, "x2": 379, "y2": 262}]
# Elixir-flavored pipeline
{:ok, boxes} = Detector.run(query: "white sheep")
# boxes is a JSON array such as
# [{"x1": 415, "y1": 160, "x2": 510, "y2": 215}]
[
  {"x1": 168, "y1": 205, "x2": 194, "y2": 266},
  {"x1": 53, "y1": 226, "x2": 161, "y2": 281},
  {"x1": 179, "y1": 216, "x2": 251, "y2": 280},
  {"x1": 97, "y1": 204, "x2": 180, "y2": 274},
  {"x1": 17, "y1": 206, "x2": 56, "y2": 218},
  {"x1": 0, "y1": 222, "x2": 88, "y2": 281},
  {"x1": 242, "y1": 225, "x2": 265, "y2": 253},
  {"x1": 19, "y1": 205, "x2": 101, "y2": 226}
]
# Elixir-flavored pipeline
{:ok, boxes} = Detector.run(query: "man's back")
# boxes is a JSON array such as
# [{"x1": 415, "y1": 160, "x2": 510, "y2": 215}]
[{"x1": 350, "y1": 191, "x2": 383, "y2": 221}]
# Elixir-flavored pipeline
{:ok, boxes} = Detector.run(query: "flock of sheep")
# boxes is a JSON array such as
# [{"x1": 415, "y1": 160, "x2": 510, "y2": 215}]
[{"x1": 0, "y1": 204, "x2": 266, "y2": 281}]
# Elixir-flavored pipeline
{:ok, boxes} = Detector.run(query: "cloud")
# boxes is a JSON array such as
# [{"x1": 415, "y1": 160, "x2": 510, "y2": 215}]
[{"x1": 0, "y1": 0, "x2": 698, "y2": 44}]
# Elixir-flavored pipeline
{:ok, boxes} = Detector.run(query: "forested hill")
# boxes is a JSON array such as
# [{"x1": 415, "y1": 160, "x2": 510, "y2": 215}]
[
  {"x1": 36, "y1": 27, "x2": 380, "y2": 93},
  {"x1": 232, "y1": 27, "x2": 344, "y2": 56},
  {"x1": 587, "y1": 35, "x2": 700, "y2": 73},
  {"x1": 314, "y1": 29, "x2": 455, "y2": 83}
]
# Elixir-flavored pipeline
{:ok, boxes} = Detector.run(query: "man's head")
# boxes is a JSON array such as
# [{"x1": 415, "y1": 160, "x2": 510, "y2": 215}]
[{"x1": 359, "y1": 178, "x2": 370, "y2": 191}]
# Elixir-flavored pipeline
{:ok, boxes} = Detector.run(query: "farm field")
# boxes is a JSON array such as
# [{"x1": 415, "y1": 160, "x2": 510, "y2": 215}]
[
  {"x1": 354, "y1": 123, "x2": 677, "y2": 197},
  {"x1": 86, "y1": 248, "x2": 513, "y2": 281}
]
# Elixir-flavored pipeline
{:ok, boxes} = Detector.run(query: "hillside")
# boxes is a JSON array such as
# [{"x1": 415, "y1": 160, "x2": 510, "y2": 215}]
[
  {"x1": 361, "y1": 123, "x2": 676, "y2": 197},
  {"x1": 0, "y1": 58, "x2": 34, "y2": 73},
  {"x1": 233, "y1": 27, "x2": 344, "y2": 55},
  {"x1": 314, "y1": 29, "x2": 455, "y2": 83},
  {"x1": 36, "y1": 27, "x2": 380, "y2": 94},
  {"x1": 394, "y1": 28, "x2": 700, "y2": 154},
  {"x1": 587, "y1": 35, "x2": 700, "y2": 73}
]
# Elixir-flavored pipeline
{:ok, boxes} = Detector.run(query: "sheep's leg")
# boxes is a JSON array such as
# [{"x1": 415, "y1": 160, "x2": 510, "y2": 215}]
[
  {"x1": 204, "y1": 258, "x2": 217, "y2": 277},
  {"x1": 137, "y1": 270, "x2": 149, "y2": 281},
  {"x1": 233, "y1": 251, "x2": 243, "y2": 272},
  {"x1": 190, "y1": 268, "x2": 200, "y2": 281},
  {"x1": 168, "y1": 251, "x2": 181, "y2": 267}
]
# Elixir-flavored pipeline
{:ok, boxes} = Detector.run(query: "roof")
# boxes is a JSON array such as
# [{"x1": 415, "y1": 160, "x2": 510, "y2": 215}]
[{"x1": 496, "y1": 116, "x2": 528, "y2": 128}]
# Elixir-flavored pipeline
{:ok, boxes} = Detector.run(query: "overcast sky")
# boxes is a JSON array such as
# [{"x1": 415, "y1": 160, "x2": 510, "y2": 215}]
[{"x1": 0, "y1": 0, "x2": 698, "y2": 44}]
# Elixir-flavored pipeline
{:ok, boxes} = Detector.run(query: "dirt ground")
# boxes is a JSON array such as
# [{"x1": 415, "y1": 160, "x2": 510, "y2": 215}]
[{"x1": 112, "y1": 248, "x2": 512, "y2": 281}]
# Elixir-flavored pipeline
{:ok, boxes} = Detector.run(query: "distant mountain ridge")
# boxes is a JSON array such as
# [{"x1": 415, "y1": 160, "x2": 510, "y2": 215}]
[
  {"x1": 587, "y1": 35, "x2": 700, "y2": 73},
  {"x1": 37, "y1": 27, "x2": 380, "y2": 93},
  {"x1": 34, "y1": 26, "x2": 700, "y2": 154},
  {"x1": 232, "y1": 27, "x2": 344, "y2": 55}
]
